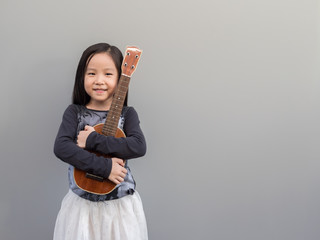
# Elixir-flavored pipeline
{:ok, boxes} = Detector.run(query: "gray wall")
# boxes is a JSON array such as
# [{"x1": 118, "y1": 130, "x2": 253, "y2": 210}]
[{"x1": 1, "y1": 0, "x2": 319, "y2": 239}]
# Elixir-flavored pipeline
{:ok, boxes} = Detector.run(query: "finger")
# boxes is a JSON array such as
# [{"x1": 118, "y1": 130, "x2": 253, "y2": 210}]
[
  {"x1": 116, "y1": 176, "x2": 124, "y2": 182},
  {"x1": 111, "y1": 178, "x2": 120, "y2": 185},
  {"x1": 116, "y1": 166, "x2": 126, "y2": 174},
  {"x1": 78, "y1": 131, "x2": 85, "y2": 137},
  {"x1": 115, "y1": 158, "x2": 125, "y2": 166}
]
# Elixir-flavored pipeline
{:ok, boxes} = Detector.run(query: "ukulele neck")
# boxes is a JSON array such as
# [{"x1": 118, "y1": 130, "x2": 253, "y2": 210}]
[{"x1": 102, "y1": 74, "x2": 131, "y2": 136}]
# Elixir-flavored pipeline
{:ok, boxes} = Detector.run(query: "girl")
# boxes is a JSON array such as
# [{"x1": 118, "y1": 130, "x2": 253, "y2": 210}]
[{"x1": 53, "y1": 43, "x2": 148, "y2": 240}]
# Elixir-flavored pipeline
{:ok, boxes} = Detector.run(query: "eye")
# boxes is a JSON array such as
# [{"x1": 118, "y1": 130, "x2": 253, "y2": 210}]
[
  {"x1": 106, "y1": 73, "x2": 113, "y2": 76},
  {"x1": 87, "y1": 72, "x2": 95, "y2": 76}
]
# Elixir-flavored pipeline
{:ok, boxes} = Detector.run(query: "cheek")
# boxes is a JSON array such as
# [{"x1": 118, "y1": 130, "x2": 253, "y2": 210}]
[
  {"x1": 84, "y1": 77, "x2": 91, "y2": 93},
  {"x1": 109, "y1": 77, "x2": 118, "y2": 89}
]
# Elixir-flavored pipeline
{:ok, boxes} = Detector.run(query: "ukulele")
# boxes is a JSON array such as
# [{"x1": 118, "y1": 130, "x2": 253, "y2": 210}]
[{"x1": 73, "y1": 46, "x2": 142, "y2": 195}]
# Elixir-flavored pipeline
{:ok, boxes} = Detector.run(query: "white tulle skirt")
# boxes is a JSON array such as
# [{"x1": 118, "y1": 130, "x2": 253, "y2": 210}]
[{"x1": 53, "y1": 190, "x2": 148, "y2": 240}]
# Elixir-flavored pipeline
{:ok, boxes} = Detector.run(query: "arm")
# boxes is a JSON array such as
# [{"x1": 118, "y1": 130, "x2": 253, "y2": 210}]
[
  {"x1": 53, "y1": 105, "x2": 112, "y2": 179},
  {"x1": 85, "y1": 107, "x2": 147, "y2": 159}
]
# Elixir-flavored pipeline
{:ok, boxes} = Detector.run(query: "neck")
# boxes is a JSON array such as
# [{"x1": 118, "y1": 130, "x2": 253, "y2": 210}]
[{"x1": 86, "y1": 99, "x2": 113, "y2": 111}]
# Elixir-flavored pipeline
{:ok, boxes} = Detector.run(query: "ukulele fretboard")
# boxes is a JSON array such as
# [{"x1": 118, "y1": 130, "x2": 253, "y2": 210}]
[{"x1": 102, "y1": 75, "x2": 131, "y2": 136}]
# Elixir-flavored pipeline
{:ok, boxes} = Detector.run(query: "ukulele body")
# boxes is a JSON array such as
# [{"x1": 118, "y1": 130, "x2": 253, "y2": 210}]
[{"x1": 73, "y1": 123, "x2": 126, "y2": 195}]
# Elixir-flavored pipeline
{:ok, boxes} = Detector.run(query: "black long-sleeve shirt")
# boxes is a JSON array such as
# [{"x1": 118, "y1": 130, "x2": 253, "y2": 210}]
[{"x1": 54, "y1": 104, "x2": 146, "y2": 201}]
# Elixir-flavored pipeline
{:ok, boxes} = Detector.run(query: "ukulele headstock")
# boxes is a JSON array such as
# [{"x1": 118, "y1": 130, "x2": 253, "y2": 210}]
[{"x1": 122, "y1": 46, "x2": 142, "y2": 77}]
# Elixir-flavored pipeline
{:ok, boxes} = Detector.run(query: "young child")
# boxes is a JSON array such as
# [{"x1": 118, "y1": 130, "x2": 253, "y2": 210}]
[{"x1": 53, "y1": 43, "x2": 148, "y2": 240}]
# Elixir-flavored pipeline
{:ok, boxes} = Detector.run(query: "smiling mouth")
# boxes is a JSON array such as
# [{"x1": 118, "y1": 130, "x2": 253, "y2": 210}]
[{"x1": 93, "y1": 89, "x2": 107, "y2": 94}]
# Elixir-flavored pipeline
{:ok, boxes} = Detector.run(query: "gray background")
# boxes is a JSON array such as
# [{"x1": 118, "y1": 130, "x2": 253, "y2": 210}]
[{"x1": 1, "y1": 0, "x2": 319, "y2": 239}]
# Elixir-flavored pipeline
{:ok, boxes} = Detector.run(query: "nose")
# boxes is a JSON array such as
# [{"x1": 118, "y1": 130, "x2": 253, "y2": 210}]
[{"x1": 94, "y1": 74, "x2": 104, "y2": 85}]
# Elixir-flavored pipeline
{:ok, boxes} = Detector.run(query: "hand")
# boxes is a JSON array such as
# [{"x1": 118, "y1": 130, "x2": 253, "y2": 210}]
[
  {"x1": 108, "y1": 157, "x2": 127, "y2": 185},
  {"x1": 77, "y1": 125, "x2": 95, "y2": 148}
]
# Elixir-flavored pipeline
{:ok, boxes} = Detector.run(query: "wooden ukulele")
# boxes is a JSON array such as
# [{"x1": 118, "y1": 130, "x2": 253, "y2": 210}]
[{"x1": 73, "y1": 46, "x2": 142, "y2": 195}]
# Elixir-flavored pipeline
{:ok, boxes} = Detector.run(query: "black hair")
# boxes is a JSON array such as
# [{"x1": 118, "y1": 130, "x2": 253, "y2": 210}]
[{"x1": 72, "y1": 43, "x2": 128, "y2": 106}]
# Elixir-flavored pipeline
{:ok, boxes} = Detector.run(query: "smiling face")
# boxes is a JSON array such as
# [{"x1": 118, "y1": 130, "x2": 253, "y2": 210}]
[{"x1": 84, "y1": 52, "x2": 119, "y2": 110}]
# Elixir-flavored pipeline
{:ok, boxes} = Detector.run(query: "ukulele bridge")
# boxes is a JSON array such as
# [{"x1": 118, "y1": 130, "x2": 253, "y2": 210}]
[{"x1": 85, "y1": 173, "x2": 104, "y2": 182}]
